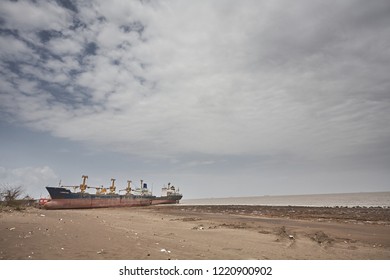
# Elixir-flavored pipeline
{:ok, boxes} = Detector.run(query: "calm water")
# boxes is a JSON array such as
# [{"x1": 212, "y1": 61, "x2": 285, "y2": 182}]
[{"x1": 182, "y1": 192, "x2": 390, "y2": 207}]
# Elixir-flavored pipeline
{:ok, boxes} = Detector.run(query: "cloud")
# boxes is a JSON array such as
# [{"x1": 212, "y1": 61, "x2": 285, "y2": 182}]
[
  {"x1": 0, "y1": 166, "x2": 58, "y2": 198},
  {"x1": 0, "y1": 0, "x2": 71, "y2": 31},
  {"x1": 1, "y1": 0, "x2": 390, "y2": 164}
]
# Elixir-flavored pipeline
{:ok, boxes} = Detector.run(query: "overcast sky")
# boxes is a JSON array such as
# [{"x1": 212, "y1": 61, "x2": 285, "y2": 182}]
[{"x1": 1, "y1": 0, "x2": 390, "y2": 199}]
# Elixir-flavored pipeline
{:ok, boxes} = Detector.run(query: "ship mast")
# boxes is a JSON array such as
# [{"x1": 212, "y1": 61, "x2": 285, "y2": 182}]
[
  {"x1": 110, "y1": 178, "x2": 116, "y2": 194},
  {"x1": 80, "y1": 175, "x2": 88, "y2": 193},
  {"x1": 126, "y1": 180, "x2": 132, "y2": 195}
]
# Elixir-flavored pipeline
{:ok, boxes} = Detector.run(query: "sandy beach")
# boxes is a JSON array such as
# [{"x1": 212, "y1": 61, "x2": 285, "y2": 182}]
[{"x1": 1, "y1": 205, "x2": 389, "y2": 260}]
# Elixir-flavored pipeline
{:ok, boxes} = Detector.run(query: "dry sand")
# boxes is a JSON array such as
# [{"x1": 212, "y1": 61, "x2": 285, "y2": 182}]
[{"x1": 1, "y1": 205, "x2": 389, "y2": 260}]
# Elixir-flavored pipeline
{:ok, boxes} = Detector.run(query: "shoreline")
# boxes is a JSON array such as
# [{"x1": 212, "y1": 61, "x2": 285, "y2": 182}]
[
  {"x1": 1, "y1": 205, "x2": 389, "y2": 260},
  {"x1": 181, "y1": 191, "x2": 390, "y2": 208}
]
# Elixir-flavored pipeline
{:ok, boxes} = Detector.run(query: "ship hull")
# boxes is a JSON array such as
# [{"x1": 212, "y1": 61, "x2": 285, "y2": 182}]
[
  {"x1": 44, "y1": 197, "x2": 153, "y2": 209},
  {"x1": 44, "y1": 187, "x2": 154, "y2": 209},
  {"x1": 44, "y1": 187, "x2": 181, "y2": 209},
  {"x1": 151, "y1": 195, "x2": 183, "y2": 205}
]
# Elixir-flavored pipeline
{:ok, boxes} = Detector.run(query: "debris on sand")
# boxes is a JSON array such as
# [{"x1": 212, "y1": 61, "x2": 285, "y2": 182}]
[
  {"x1": 160, "y1": 249, "x2": 171, "y2": 254},
  {"x1": 277, "y1": 226, "x2": 289, "y2": 238},
  {"x1": 192, "y1": 225, "x2": 204, "y2": 230},
  {"x1": 310, "y1": 231, "x2": 333, "y2": 245}
]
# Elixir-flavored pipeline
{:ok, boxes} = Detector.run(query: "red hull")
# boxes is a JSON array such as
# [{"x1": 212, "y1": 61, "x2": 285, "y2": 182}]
[
  {"x1": 44, "y1": 197, "x2": 153, "y2": 210},
  {"x1": 151, "y1": 199, "x2": 180, "y2": 205}
]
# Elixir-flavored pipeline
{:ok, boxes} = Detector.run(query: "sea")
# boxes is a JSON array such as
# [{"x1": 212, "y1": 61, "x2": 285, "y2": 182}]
[{"x1": 181, "y1": 191, "x2": 390, "y2": 208}]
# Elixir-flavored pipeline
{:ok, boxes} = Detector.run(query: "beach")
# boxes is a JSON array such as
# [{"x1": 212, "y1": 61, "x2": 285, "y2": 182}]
[{"x1": 1, "y1": 205, "x2": 389, "y2": 260}]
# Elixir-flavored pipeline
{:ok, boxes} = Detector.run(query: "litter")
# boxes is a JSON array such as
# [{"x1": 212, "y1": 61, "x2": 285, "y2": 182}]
[{"x1": 160, "y1": 249, "x2": 171, "y2": 254}]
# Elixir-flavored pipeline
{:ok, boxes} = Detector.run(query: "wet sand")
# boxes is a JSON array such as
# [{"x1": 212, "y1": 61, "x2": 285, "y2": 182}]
[{"x1": 1, "y1": 205, "x2": 389, "y2": 259}]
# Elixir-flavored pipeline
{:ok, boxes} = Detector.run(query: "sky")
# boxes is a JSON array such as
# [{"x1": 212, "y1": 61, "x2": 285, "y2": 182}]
[{"x1": 1, "y1": 0, "x2": 390, "y2": 199}]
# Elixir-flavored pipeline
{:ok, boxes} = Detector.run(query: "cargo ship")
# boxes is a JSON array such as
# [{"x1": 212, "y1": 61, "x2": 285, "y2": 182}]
[{"x1": 43, "y1": 176, "x2": 182, "y2": 210}]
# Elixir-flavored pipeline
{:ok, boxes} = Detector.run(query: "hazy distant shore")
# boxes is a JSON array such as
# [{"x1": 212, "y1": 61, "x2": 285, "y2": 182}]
[
  {"x1": 1, "y1": 204, "x2": 389, "y2": 260},
  {"x1": 182, "y1": 192, "x2": 390, "y2": 207}
]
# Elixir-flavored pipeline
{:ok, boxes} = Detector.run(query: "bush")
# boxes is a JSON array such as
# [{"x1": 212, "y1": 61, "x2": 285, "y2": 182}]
[{"x1": 0, "y1": 185, "x2": 24, "y2": 207}]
